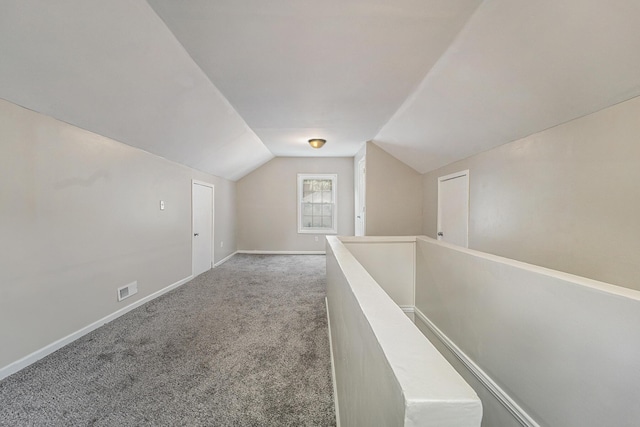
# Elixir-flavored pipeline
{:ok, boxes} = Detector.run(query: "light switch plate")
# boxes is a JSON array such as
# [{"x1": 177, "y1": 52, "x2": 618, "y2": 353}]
[{"x1": 160, "y1": 200, "x2": 165, "y2": 210}]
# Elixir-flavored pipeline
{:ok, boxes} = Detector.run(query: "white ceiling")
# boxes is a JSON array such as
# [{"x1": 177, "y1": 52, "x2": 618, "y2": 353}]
[
  {"x1": 147, "y1": 0, "x2": 481, "y2": 158},
  {"x1": 2, "y1": 1, "x2": 640, "y2": 180},
  {"x1": 375, "y1": 0, "x2": 640, "y2": 173},
  {"x1": 0, "y1": 1, "x2": 273, "y2": 181}
]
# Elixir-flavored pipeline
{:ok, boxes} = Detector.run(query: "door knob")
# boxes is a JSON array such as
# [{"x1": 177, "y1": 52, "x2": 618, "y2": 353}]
[
  {"x1": 194, "y1": 233, "x2": 199, "y2": 237},
  {"x1": 437, "y1": 232, "x2": 444, "y2": 237}
]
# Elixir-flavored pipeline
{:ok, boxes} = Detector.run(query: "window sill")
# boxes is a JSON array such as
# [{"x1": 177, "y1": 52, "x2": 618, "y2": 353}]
[{"x1": 298, "y1": 229, "x2": 338, "y2": 235}]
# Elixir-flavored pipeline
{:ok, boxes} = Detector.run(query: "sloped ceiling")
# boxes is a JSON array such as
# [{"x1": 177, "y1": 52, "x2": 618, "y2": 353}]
[
  {"x1": 147, "y1": 0, "x2": 481, "y2": 159},
  {"x1": 375, "y1": 0, "x2": 640, "y2": 173},
  {"x1": 0, "y1": 1, "x2": 273, "y2": 181},
  {"x1": 1, "y1": 1, "x2": 640, "y2": 180}
]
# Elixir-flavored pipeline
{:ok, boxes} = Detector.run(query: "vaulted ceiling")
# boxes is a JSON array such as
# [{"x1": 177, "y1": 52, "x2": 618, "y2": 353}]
[{"x1": 2, "y1": 1, "x2": 640, "y2": 180}]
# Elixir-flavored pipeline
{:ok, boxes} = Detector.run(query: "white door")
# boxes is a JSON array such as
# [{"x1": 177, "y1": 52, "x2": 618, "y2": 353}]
[
  {"x1": 192, "y1": 181, "x2": 213, "y2": 276},
  {"x1": 437, "y1": 171, "x2": 469, "y2": 247},
  {"x1": 355, "y1": 158, "x2": 366, "y2": 236}
]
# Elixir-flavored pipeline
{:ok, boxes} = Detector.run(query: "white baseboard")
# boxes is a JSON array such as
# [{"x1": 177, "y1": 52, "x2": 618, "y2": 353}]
[
  {"x1": 413, "y1": 307, "x2": 539, "y2": 427},
  {"x1": 214, "y1": 251, "x2": 237, "y2": 267},
  {"x1": 0, "y1": 274, "x2": 194, "y2": 381},
  {"x1": 325, "y1": 297, "x2": 341, "y2": 427},
  {"x1": 237, "y1": 250, "x2": 326, "y2": 255},
  {"x1": 399, "y1": 305, "x2": 415, "y2": 321}
]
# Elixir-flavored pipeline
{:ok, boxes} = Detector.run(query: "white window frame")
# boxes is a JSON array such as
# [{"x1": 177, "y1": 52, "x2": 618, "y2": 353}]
[{"x1": 297, "y1": 173, "x2": 338, "y2": 234}]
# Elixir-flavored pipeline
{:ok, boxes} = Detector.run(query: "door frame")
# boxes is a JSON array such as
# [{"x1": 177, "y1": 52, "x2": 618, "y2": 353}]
[
  {"x1": 192, "y1": 179, "x2": 214, "y2": 276},
  {"x1": 355, "y1": 157, "x2": 366, "y2": 236},
  {"x1": 437, "y1": 170, "x2": 469, "y2": 247}
]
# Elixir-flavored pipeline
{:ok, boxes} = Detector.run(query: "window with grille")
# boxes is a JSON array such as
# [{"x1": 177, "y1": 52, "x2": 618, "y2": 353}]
[{"x1": 297, "y1": 174, "x2": 338, "y2": 234}]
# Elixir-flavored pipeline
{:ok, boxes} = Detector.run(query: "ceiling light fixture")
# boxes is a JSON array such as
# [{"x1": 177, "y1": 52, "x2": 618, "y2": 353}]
[{"x1": 308, "y1": 138, "x2": 326, "y2": 149}]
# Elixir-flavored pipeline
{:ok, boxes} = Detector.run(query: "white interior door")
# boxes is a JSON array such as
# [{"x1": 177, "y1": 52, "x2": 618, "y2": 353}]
[
  {"x1": 192, "y1": 181, "x2": 213, "y2": 276},
  {"x1": 355, "y1": 157, "x2": 366, "y2": 236},
  {"x1": 437, "y1": 171, "x2": 469, "y2": 247}
]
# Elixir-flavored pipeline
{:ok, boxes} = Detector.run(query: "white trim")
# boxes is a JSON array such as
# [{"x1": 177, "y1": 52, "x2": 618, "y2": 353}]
[
  {"x1": 437, "y1": 169, "x2": 469, "y2": 248},
  {"x1": 417, "y1": 235, "x2": 640, "y2": 300},
  {"x1": 213, "y1": 251, "x2": 237, "y2": 267},
  {"x1": 399, "y1": 305, "x2": 415, "y2": 321},
  {"x1": 192, "y1": 180, "x2": 215, "y2": 275},
  {"x1": 338, "y1": 236, "x2": 417, "y2": 243},
  {"x1": 236, "y1": 250, "x2": 326, "y2": 255},
  {"x1": 413, "y1": 306, "x2": 540, "y2": 427},
  {"x1": 325, "y1": 297, "x2": 341, "y2": 427},
  {"x1": 438, "y1": 169, "x2": 470, "y2": 182},
  {"x1": 297, "y1": 173, "x2": 338, "y2": 235},
  {"x1": 398, "y1": 305, "x2": 415, "y2": 314},
  {"x1": 0, "y1": 274, "x2": 194, "y2": 381},
  {"x1": 191, "y1": 179, "x2": 214, "y2": 187},
  {"x1": 355, "y1": 157, "x2": 366, "y2": 237},
  {"x1": 411, "y1": 243, "x2": 416, "y2": 311}
]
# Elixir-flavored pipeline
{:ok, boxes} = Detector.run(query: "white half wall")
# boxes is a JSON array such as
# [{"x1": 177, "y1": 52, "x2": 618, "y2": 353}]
[
  {"x1": 340, "y1": 236, "x2": 415, "y2": 308},
  {"x1": 326, "y1": 236, "x2": 482, "y2": 427},
  {"x1": 415, "y1": 236, "x2": 640, "y2": 427}
]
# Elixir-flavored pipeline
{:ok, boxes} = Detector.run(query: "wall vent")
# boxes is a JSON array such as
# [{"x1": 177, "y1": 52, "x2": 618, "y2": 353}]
[{"x1": 117, "y1": 281, "x2": 138, "y2": 302}]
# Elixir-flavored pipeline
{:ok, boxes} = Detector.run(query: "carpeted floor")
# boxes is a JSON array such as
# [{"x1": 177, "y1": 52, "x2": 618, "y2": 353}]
[{"x1": 0, "y1": 254, "x2": 336, "y2": 426}]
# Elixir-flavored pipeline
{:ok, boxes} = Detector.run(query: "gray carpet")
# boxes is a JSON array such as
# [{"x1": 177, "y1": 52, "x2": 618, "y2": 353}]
[{"x1": 0, "y1": 254, "x2": 336, "y2": 426}]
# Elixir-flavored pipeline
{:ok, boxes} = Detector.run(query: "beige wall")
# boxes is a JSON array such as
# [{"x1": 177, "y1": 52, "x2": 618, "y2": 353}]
[
  {"x1": 366, "y1": 142, "x2": 422, "y2": 236},
  {"x1": 415, "y1": 236, "x2": 640, "y2": 427},
  {"x1": 237, "y1": 157, "x2": 354, "y2": 251},
  {"x1": 0, "y1": 99, "x2": 237, "y2": 368},
  {"x1": 423, "y1": 95, "x2": 640, "y2": 291},
  {"x1": 213, "y1": 179, "x2": 238, "y2": 262}
]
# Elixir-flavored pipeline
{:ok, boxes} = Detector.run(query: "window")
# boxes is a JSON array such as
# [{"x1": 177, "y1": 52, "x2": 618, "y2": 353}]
[{"x1": 297, "y1": 174, "x2": 338, "y2": 234}]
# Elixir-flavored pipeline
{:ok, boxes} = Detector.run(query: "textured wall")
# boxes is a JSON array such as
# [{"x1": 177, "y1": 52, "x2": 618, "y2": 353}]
[
  {"x1": 237, "y1": 157, "x2": 354, "y2": 251},
  {"x1": 422, "y1": 95, "x2": 640, "y2": 291},
  {"x1": 0, "y1": 99, "x2": 237, "y2": 369}
]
